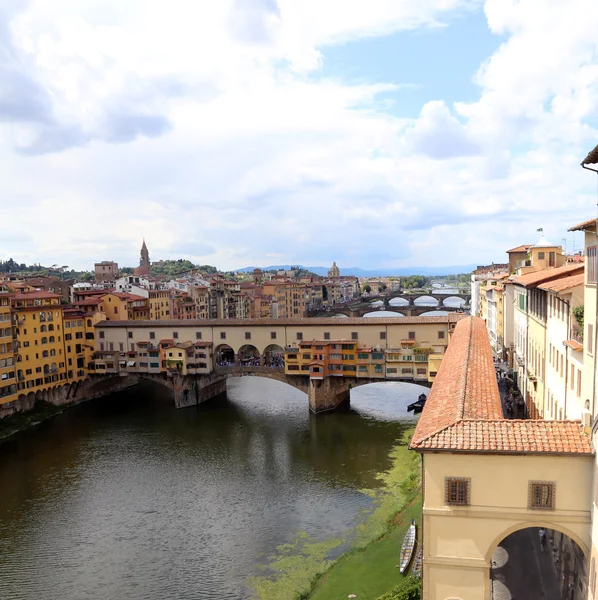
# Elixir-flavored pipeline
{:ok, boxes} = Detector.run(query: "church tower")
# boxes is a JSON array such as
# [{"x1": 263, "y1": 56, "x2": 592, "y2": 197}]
[
  {"x1": 134, "y1": 239, "x2": 151, "y2": 276},
  {"x1": 328, "y1": 261, "x2": 340, "y2": 278}
]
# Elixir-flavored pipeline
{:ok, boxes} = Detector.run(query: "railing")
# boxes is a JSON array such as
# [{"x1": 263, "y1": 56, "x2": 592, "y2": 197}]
[{"x1": 571, "y1": 322, "x2": 584, "y2": 344}]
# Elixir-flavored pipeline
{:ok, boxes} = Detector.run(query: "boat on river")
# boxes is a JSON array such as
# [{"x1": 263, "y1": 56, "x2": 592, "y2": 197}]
[
  {"x1": 411, "y1": 545, "x2": 423, "y2": 578},
  {"x1": 399, "y1": 520, "x2": 416, "y2": 573},
  {"x1": 407, "y1": 394, "x2": 427, "y2": 414}
]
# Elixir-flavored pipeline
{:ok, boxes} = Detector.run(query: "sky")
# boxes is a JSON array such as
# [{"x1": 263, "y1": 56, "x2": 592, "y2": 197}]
[{"x1": 2, "y1": 0, "x2": 598, "y2": 272}]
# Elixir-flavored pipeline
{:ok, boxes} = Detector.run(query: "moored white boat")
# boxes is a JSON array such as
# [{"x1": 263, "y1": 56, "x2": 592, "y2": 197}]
[
  {"x1": 411, "y1": 544, "x2": 423, "y2": 578},
  {"x1": 399, "y1": 520, "x2": 416, "y2": 573}
]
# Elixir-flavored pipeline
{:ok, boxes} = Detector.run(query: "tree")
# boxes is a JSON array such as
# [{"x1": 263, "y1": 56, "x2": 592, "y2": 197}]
[
  {"x1": 378, "y1": 284, "x2": 387, "y2": 293},
  {"x1": 362, "y1": 284, "x2": 371, "y2": 293}
]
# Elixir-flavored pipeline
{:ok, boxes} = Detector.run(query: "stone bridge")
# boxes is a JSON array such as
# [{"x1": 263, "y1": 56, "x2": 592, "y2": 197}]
[
  {"x1": 309, "y1": 291, "x2": 471, "y2": 318},
  {"x1": 123, "y1": 366, "x2": 432, "y2": 413},
  {"x1": 1, "y1": 366, "x2": 432, "y2": 419}
]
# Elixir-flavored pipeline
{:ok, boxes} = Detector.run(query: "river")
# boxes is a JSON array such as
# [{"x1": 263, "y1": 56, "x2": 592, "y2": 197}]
[{"x1": 0, "y1": 378, "x2": 423, "y2": 600}]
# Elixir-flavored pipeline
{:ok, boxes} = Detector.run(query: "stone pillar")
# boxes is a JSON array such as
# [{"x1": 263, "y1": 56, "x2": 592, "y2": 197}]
[
  {"x1": 174, "y1": 376, "x2": 228, "y2": 409},
  {"x1": 308, "y1": 377, "x2": 351, "y2": 414}
]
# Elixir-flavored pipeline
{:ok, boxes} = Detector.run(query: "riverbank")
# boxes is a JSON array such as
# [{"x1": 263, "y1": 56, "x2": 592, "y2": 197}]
[
  {"x1": 250, "y1": 427, "x2": 422, "y2": 600},
  {"x1": 0, "y1": 400, "x2": 67, "y2": 443}
]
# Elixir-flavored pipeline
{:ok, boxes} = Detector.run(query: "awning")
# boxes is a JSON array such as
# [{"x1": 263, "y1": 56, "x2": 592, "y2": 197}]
[
  {"x1": 119, "y1": 361, "x2": 126, "y2": 366},
  {"x1": 127, "y1": 361, "x2": 136, "y2": 367}
]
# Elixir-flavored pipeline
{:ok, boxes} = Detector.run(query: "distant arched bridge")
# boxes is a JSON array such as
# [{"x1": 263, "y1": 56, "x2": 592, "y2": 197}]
[{"x1": 308, "y1": 291, "x2": 471, "y2": 318}]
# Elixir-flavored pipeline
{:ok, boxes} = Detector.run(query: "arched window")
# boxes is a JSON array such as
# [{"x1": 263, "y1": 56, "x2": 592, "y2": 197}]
[
  {"x1": 39, "y1": 312, "x2": 46, "y2": 322},
  {"x1": 40, "y1": 325, "x2": 47, "y2": 332},
  {"x1": 50, "y1": 349, "x2": 56, "y2": 356},
  {"x1": 49, "y1": 336, "x2": 55, "y2": 343},
  {"x1": 41, "y1": 337, "x2": 48, "y2": 344},
  {"x1": 47, "y1": 312, "x2": 54, "y2": 321},
  {"x1": 48, "y1": 324, "x2": 54, "y2": 331},
  {"x1": 51, "y1": 363, "x2": 57, "y2": 372},
  {"x1": 43, "y1": 364, "x2": 49, "y2": 374},
  {"x1": 42, "y1": 350, "x2": 49, "y2": 358}
]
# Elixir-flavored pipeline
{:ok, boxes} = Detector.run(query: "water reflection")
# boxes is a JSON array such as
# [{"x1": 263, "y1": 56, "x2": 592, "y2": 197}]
[{"x1": 0, "y1": 378, "x2": 421, "y2": 600}]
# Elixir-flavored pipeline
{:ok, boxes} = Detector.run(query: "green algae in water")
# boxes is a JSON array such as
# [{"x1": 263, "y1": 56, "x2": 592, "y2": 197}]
[
  {"x1": 249, "y1": 532, "x2": 345, "y2": 600},
  {"x1": 249, "y1": 429, "x2": 419, "y2": 600}
]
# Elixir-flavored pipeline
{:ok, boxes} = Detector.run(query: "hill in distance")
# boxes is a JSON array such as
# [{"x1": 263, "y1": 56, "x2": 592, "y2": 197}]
[{"x1": 236, "y1": 264, "x2": 478, "y2": 277}]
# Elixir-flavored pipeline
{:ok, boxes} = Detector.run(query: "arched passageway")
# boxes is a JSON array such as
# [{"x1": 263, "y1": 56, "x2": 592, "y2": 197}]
[
  {"x1": 238, "y1": 344, "x2": 260, "y2": 366},
  {"x1": 215, "y1": 344, "x2": 235, "y2": 366},
  {"x1": 262, "y1": 344, "x2": 284, "y2": 368},
  {"x1": 413, "y1": 295, "x2": 439, "y2": 307},
  {"x1": 490, "y1": 526, "x2": 587, "y2": 600}
]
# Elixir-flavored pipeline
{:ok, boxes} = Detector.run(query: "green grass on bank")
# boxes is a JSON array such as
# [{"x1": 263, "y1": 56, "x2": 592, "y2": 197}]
[
  {"x1": 249, "y1": 429, "x2": 422, "y2": 600},
  {"x1": 0, "y1": 401, "x2": 64, "y2": 442},
  {"x1": 308, "y1": 496, "x2": 422, "y2": 600}
]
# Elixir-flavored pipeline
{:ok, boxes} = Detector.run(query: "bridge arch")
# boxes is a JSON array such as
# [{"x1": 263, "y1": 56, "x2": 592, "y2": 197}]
[
  {"x1": 441, "y1": 295, "x2": 467, "y2": 308},
  {"x1": 486, "y1": 520, "x2": 589, "y2": 563},
  {"x1": 238, "y1": 344, "x2": 260, "y2": 365},
  {"x1": 215, "y1": 344, "x2": 235, "y2": 366},
  {"x1": 488, "y1": 522, "x2": 588, "y2": 599},
  {"x1": 413, "y1": 295, "x2": 439, "y2": 307},
  {"x1": 263, "y1": 344, "x2": 285, "y2": 367}
]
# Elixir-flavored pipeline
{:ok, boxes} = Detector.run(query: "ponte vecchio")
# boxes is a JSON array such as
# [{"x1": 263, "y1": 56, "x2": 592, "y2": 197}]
[{"x1": 91, "y1": 315, "x2": 463, "y2": 412}]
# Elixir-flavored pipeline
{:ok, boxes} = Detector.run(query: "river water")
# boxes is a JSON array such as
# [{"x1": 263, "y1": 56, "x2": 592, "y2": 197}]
[{"x1": 0, "y1": 378, "x2": 423, "y2": 600}]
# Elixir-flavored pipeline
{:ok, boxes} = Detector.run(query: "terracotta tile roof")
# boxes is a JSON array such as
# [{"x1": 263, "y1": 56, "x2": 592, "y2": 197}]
[
  {"x1": 414, "y1": 420, "x2": 593, "y2": 455},
  {"x1": 96, "y1": 315, "x2": 465, "y2": 328},
  {"x1": 569, "y1": 218, "x2": 597, "y2": 232},
  {"x1": 506, "y1": 244, "x2": 532, "y2": 253},
  {"x1": 564, "y1": 339, "x2": 583, "y2": 352},
  {"x1": 411, "y1": 316, "x2": 594, "y2": 456},
  {"x1": 538, "y1": 273, "x2": 585, "y2": 292},
  {"x1": 10, "y1": 291, "x2": 61, "y2": 300},
  {"x1": 513, "y1": 264, "x2": 583, "y2": 287}
]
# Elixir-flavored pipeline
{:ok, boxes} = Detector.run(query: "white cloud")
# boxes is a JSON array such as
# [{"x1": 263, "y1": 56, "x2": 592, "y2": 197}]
[{"x1": 1, "y1": 0, "x2": 598, "y2": 272}]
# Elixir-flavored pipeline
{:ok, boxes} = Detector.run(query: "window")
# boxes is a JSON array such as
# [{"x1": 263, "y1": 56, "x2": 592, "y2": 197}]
[
  {"x1": 445, "y1": 477, "x2": 470, "y2": 506},
  {"x1": 270, "y1": 332, "x2": 276, "y2": 340},
  {"x1": 549, "y1": 251, "x2": 556, "y2": 267},
  {"x1": 529, "y1": 481, "x2": 555, "y2": 510},
  {"x1": 386, "y1": 367, "x2": 397, "y2": 374},
  {"x1": 408, "y1": 331, "x2": 415, "y2": 340},
  {"x1": 438, "y1": 331, "x2": 445, "y2": 339},
  {"x1": 538, "y1": 251, "x2": 545, "y2": 260},
  {"x1": 589, "y1": 246, "x2": 597, "y2": 283},
  {"x1": 297, "y1": 332, "x2": 303, "y2": 341},
  {"x1": 196, "y1": 332, "x2": 202, "y2": 340},
  {"x1": 358, "y1": 353, "x2": 369, "y2": 359},
  {"x1": 99, "y1": 331, "x2": 105, "y2": 339},
  {"x1": 380, "y1": 331, "x2": 386, "y2": 340},
  {"x1": 149, "y1": 332, "x2": 156, "y2": 339},
  {"x1": 245, "y1": 332, "x2": 251, "y2": 340},
  {"x1": 220, "y1": 332, "x2": 226, "y2": 339},
  {"x1": 324, "y1": 332, "x2": 330, "y2": 340},
  {"x1": 288, "y1": 365, "x2": 299, "y2": 371},
  {"x1": 351, "y1": 332, "x2": 358, "y2": 340},
  {"x1": 416, "y1": 367, "x2": 427, "y2": 375},
  {"x1": 150, "y1": 362, "x2": 160, "y2": 369},
  {"x1": 173, "y1": 332, "x2": 179, "y2": 339},
  {"x1": 359, "y1": 365, "x2": 367, "y2": 372},
  {"x1": 119, "y1": 343, "x2": 124, "y2": 352}
]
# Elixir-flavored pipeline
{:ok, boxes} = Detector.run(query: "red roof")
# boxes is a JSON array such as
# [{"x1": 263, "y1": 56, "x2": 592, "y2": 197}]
[
  {"x1": 506, "y1": 244, "x2": 532, "y2": 253},
  {"x1": 538, "y1": 273, "x2": 585, "y2": 292},
  {"x1": 513, "y1": 264, "x2": 584, "y2": 287},
  {"x1": 411, "y1": 316, "x2": 593, "y2": 455},
  {"x1": 10, "y1": 291, "x2": 60, "y2": 300},
  {"x1": 568, "y1": 218, "x2": 596, "y2": 232}
]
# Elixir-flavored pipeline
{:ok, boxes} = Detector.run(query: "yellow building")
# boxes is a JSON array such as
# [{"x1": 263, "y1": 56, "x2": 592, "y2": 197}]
[
  {"x1": 100, "y1": 292, "x2": 149, "y2": 321},
  {"x1": 411, "y1": 316, "x2": 593, "y2": 600},
  {"x1": 148, "y1": 290, "x2": 170, "y2": 320},
  {"x1": 10, "y1": 291, "x2": 67, "y2": 395},
  {"x1": 63, "y1": 309, "x2": 96, "y2": 383},
  {"x1": 0, "y1": 288, "x2": 16, "y2": 404}
]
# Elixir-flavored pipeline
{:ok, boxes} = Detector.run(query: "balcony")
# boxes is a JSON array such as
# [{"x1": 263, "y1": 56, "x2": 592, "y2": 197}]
[{"x1": 571, "y1": 322, "x2": 584, "y2": 345}]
